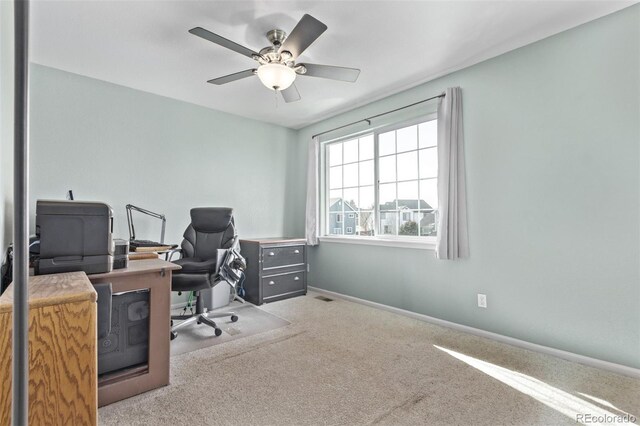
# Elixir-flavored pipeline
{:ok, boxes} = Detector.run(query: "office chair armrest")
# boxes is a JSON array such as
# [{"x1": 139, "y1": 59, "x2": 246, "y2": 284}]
[{"x1": 165, "y1": 248, "x2": 182, "y2": 262}]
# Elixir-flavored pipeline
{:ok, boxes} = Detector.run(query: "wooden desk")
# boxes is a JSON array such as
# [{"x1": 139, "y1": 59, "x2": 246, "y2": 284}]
[
  {"x1": 88, "y1": 259, "x2": 180, "y2": 407},
  {"x1": 0, "y1": 272, "x2": 98, "y2": 425}
]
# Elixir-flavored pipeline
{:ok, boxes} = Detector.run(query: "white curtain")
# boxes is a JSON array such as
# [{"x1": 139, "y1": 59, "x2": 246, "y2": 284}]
[
  {"x1": 305, "y1": 136, "x2": 320, "y2": 245},
  {"x1": 436, "y1": 87, "x2": 469, "y2": 259}
]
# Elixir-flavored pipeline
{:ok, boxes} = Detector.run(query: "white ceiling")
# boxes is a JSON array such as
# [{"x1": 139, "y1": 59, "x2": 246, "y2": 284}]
[{"x1": 31, "y1": 1, "x2": 634, "y2": 129}]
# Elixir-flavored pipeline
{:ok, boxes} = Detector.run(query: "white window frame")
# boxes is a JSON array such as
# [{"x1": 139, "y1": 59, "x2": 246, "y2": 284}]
[{"x1": 319, "y1": 114, "x2": 438, "y2": 250}]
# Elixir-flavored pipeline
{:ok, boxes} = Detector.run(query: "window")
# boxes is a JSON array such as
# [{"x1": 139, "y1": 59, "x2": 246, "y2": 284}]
[{"x1": 323, "y1": 116, "x2": 438, "y2": 240}]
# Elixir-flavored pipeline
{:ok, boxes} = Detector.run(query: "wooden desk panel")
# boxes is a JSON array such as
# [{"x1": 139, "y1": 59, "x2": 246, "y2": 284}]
[
  {"x1": 88, "y1": 259, "x2": 180, "y2": 407},
  {"x1": 0, "y1": 272, "x2": 97, "y2": 426}
]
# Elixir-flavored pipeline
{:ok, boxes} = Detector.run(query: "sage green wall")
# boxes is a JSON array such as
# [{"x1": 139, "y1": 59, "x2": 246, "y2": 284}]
[
  {"x1": 296, "y1": 6, "x2": 640, "y2": 369},
  {"x1": 28, "y1": 64, "x2": 299, "y2": 302}
]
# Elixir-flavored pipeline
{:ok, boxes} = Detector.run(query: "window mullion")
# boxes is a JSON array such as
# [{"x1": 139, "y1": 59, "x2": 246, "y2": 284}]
[
  {"x1": 341, "y1": 143, "x2": 345, "y2": 235},
  {"x1": 356, "y1": 138, "x2": 360, "y2": 236},
  {"x1": 374, "y1": 131, "x2": 380, "y2": 237},
  {"x1": 324, "y1": 145, "x2": 329, "y2": 236},
  {"x1": 417, "y1": 125, "x2": 421, "y2": 237},
  {"x1": 395, "y1": 132, "x2": 399, "y2": 237}
]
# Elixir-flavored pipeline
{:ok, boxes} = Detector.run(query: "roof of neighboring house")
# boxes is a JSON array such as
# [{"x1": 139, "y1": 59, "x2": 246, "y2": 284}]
[
  {"x1": 381, "y1": 199, "x2": 433, "y2": 210},
  {"x1": 329, "y1": 198, "x2": 358, "y2": 213}
]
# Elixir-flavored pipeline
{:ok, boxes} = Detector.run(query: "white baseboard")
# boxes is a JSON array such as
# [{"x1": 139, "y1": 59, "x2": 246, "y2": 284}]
[{"x1": 308, "y1": 286, "x2": 640, "y2": 379}]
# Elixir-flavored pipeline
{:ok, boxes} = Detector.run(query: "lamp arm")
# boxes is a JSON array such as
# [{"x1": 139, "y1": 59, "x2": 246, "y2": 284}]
[
  {"x1": 126, "y1": 205, "x2": 135, "y2": 241},
  {"x1": 125, "y1": 204, "x2": 167, "y2": 243}
]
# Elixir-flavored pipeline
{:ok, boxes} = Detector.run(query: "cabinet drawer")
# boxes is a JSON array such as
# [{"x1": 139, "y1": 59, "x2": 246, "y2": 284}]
[
  {"x1": 262, "y1": 271, "x2": 305, "y2": 299},
  {"x1": 262, "y1": 245, "x2": 304, "y2": 269}
]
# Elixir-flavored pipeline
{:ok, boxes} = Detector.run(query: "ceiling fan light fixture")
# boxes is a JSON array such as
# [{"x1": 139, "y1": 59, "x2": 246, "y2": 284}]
[{"x1": 256, "y1": 63, "x2": 296, "y2": 91}]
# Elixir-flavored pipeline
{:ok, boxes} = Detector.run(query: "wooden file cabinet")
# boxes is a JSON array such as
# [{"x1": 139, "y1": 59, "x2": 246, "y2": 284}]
[
  {"x1": 240, "y1": 238, "x2": 307, "y2": 305},
  {"x1": 0, "y1": 272, "x2": 98, "y2": 425}
]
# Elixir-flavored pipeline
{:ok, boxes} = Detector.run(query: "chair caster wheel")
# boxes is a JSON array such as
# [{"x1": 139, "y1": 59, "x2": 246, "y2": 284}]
[
  {"x1": 170, "y1": 331, "x2": 177, "y2": 340},
  {"x1": 197, "y1": 320, "x2": 201, "y2": 325},
  {"x1": 231, "y1": 315, "x2": 238, "y2": 322},
  {"x1": 214, "y1": 328, "x2": 222, "y2": 337}
]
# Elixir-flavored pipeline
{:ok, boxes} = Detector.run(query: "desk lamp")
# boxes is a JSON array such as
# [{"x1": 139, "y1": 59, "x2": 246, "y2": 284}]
[{"x1": 126, "y1": 204, "x2": 166, "y2": 244}]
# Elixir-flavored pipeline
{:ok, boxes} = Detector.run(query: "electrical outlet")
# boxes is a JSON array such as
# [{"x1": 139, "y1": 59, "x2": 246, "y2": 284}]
[{"x1": 477, "y1": 293, "x2": 487, "y2": 308}]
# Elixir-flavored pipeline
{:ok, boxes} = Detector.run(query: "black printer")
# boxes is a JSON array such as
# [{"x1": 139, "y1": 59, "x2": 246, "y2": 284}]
[{"x1": 34, "y1": 200, "x2": 114, "y2": 275}]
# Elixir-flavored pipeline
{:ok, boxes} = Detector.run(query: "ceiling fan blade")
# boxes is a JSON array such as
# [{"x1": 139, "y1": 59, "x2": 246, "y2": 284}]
[
  {"x1": 189, "y1": 27, "x2": 258, "y2": 59},
  {"x1": 207, "y1": 69, "x2": 256, "y2": 85},
  {"x1": 281, "y1": 83, "x2": 301, "y2": 103},
  {"x1": 279, "y1": 14, "x2": 327, "y2": 59},
  {"x1": 300, "y1": 64, "x2": 360, "y2": 82}
]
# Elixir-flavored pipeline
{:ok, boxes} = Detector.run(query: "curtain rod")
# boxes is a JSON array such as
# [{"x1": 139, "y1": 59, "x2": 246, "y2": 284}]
[{"x1": 312, "y1": 92, "x2": 445, "y2": 140}]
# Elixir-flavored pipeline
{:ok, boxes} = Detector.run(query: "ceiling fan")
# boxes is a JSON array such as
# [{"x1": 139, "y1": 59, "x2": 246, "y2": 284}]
[{"x1": 189, "y1": 14, "x2": 360, "y2": 103}]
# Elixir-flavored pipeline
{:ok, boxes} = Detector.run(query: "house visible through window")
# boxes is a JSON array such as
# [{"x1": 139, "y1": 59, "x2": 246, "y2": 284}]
[{"x1": 324, "y1": 116, "x2": 438, "y2": 239}]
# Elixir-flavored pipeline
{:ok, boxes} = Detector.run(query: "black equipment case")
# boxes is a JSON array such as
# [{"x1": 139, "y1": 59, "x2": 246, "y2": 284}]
[{"x1": 34, "y1": 200, "x2": 114, "y2": 275}]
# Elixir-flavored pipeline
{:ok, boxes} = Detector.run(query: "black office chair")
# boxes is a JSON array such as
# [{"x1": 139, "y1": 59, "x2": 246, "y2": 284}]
[{"x1": 169, "y1": 207, "x2": 240, "y2": 340}]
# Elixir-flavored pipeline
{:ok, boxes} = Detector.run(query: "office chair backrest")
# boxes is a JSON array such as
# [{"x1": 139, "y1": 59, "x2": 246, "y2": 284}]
[{"x1": 181, "y1": 208, "x2": 235, "y2": 260}]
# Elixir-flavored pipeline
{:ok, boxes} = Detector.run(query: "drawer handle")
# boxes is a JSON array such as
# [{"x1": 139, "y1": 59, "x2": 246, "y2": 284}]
[
  {"x1": 294, "y1": 249, "x2": 300, "y2": 254},
  {"x1": 268, "y1": 280, "x2": 276, "y2": 285},
  {"x1": 268, "y1": 252, "x2": 275, "y2": 256},
  {"x1": 294, "y1": 276, "x2": 300, "y2": 281}
]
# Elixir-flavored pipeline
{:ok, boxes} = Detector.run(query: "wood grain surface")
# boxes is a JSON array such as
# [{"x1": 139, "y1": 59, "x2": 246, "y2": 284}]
[
  {"x1": 0, "y1": 312, "x2": 11, "y2": 425},
  {"x1": 0, "y1": 272, "x2": 96, "y2": 313},
  {"x1": 0, "y1": 273, "x2": 97, "y2": 425},
  {"x1": 128, "y1": 252, "x2": 159, "y2": 261}
]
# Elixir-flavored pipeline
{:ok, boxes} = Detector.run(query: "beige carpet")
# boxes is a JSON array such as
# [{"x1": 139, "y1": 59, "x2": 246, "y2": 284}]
[{"x1": 99, "y1": 291, "x2": 640, "y2": 425}]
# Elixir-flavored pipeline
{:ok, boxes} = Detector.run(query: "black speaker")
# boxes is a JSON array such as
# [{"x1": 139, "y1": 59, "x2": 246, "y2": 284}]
[{"x1": 113, "y1": 239, "x2": 130, "y2": 270}]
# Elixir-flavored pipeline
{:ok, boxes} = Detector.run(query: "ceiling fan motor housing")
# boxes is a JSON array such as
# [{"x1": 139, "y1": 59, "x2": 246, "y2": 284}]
[
  {"x1": 266, "y1": 29, "x2": 287, "y2": 47},
  {"x1": 256, "y1": 29, "x2": 296, "y2": 68}
]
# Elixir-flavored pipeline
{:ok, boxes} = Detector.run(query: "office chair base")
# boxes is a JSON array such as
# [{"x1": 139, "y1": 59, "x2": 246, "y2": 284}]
[
  {"x1": 170, "y1": 308, "x2": 238, "y2": 339},
  {"x1": 171, "y1": 312, "x2": 223, "y2": 338}
]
